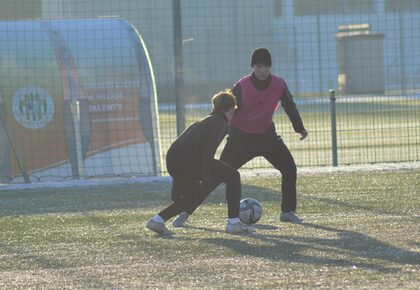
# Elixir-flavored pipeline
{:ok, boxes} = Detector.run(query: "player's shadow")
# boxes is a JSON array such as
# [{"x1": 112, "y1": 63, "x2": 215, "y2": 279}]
[
  {"x1": 200, "y1": 222, "x2": 420, "y2": 272},
  {"x1": 182, "y1": 224, "x2": 280, "y2": 234},
  {"x1": 0, "y1": 182, "x2": 280, "y2": 217}
]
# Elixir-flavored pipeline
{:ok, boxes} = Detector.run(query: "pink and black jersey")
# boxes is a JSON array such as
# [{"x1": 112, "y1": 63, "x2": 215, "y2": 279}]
[
  {"x1": 230, "y1": 75, "x2": 285, "y2": 134},
  {"x1": 230, "y1": 74, "x2": 305, "y2": 136}
]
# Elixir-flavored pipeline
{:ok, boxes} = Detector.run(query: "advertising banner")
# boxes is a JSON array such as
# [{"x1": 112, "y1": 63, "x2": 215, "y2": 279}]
[{"x1": 0, "y1": 19, "x2": 161, "y2": 182}]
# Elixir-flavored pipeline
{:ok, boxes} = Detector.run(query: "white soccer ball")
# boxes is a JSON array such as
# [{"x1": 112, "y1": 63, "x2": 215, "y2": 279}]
[{"x1": 239, "y1": 197, "x2": 262, "y2": 225}]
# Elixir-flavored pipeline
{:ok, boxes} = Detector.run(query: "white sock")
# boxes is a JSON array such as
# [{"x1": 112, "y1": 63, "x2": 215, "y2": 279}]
[
  {"x1": 152, "y1": 215, "x2": 165, "y2": 223},
  {"x1": 228, "y1": 217, "x2": 240, "y2": 224}
]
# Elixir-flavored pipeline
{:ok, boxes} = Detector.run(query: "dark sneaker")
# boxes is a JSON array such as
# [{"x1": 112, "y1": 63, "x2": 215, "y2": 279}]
[
  {"x1": 172, "y1": 212, "x2": 189, "y2": 228},
  {"x1": 225, "y1": 222, "x2": 256, "y2": 234},
  {"x1": 146, "y1": 219, "x2": 173, "y2": 236},
  {"x1": 280, "y1": 211, "x2": 304, "y2": 223}
]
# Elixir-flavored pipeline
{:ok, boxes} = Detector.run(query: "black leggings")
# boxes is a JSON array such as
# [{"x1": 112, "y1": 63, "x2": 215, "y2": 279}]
[
  {"x1": 186, "y1": 135, "x2": 297, "y2": 214},
  {"x1": 158, "y1": 159, "x2": 241, "y2": 221}
]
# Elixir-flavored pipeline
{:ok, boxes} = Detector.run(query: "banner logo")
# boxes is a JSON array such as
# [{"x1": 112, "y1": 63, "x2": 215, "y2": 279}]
[{"x1": 12, "y1": 87, "x2": 54, "y2": 129}]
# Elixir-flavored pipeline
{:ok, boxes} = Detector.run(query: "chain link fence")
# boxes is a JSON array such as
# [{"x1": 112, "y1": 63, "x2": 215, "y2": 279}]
[{"x1": 0, "y1": 0, "x2": 419, "y2": 182}]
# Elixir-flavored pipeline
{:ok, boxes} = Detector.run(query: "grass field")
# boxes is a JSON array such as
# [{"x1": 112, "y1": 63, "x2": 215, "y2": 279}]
[{"x1": 1, "y1": 169, "x2": 419, "y2": 288}]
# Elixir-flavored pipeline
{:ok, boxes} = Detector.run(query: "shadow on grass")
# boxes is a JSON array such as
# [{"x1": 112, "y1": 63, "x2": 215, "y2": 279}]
[
  {"x1": 0, "y1": 178, "x2": 413, "y2": 223},
  {"x1": 301, "y1": 194, "x2": 407, "y2": 216},
  {"x1": 197, "y1": 222, "x2": 420, "y2": 272},
  {"x1": 0, "y1": 182, "x2": 170, "y2": 217},
  {"x1": 0, "y1": 240, "x2": 115, "y2": 288},
  {"x1": 0, "y1": 182, "x2": 281, "y2": 217}
]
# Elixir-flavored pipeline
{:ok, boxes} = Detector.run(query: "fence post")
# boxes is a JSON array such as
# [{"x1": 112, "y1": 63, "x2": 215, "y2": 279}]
[
  {"x1": 330, "y1": 89, "x2": 338, "y2": 167},
  {"x1": 71, "y1": 100, "x2": 84, "y2": 179},
  {"x1": 173, "y1": 0, "x2": 186, "y2": 135}
]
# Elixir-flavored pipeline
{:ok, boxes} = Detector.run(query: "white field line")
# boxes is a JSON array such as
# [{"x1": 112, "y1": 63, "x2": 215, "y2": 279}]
[{"x1": 243, "y1": 161, "x2": 420, "y2": 178}]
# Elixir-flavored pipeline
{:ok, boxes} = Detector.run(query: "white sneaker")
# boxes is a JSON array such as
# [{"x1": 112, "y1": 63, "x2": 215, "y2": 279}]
[
  {"x1": 172, "y1": 212, "x2": 189, "y2": 228},
  {"x1": 225, "y1": 222, "x2": 256, "y2": 234},
  {"x1": 280, "y1": 211, "x2": 304, "y2": 223},
  {"x1": 146, "y1": 219, "x2": 173, "y2": 236}
]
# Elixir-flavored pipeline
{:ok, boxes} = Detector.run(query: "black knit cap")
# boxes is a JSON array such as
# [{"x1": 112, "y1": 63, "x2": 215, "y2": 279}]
[{"x1": 251, "y1": 48, "x2": 272, "y2": 67}]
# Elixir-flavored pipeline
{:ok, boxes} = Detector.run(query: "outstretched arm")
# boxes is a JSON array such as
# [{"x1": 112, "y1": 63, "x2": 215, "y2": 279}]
[{"x1": 280, "y1": 85, "x2": 307, "y2": 140}]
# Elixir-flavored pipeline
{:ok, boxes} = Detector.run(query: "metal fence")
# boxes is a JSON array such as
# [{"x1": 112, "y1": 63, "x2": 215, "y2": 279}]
[{"x1": 0, "y1": 0, "x2": 419, "y2": 182}]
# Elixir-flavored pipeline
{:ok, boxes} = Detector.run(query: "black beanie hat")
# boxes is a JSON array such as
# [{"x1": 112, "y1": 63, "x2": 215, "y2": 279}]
[{"x1": 251, "y1": 48, "x2": 272, "y2": 67}]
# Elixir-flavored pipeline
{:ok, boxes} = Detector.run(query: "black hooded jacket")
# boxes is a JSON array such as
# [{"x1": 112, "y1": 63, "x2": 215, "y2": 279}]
[{"x1": 166, "y1": 110, "x2": 228, "y2": 180}]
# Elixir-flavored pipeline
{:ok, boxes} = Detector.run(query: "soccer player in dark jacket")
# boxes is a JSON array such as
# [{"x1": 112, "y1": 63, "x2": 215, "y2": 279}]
[
  {"x1": 173, "y1": 48, "x2": 308, "y2": 227},
  {"x1": 146, "y1": 90, "x2": 255, "y2": 235}
]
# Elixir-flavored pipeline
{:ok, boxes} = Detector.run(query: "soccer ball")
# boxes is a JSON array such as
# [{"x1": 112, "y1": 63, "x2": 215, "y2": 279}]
[{"x1": 239, "y1": 198, "x2": 262, "y2": 224}]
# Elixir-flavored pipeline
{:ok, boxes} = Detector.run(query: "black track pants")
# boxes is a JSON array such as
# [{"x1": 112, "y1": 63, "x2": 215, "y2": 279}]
[
  {"x1": 186, "y1": 135, "x2": 297, "y2": 215},
  {"x1": 158, "y1": 159, "x2": 241, "y2": 221}
]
